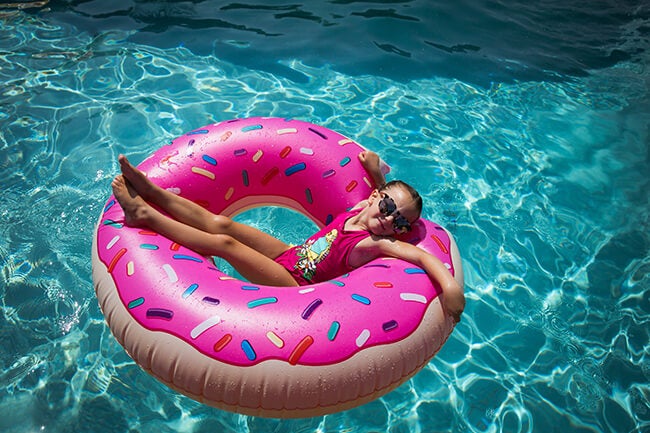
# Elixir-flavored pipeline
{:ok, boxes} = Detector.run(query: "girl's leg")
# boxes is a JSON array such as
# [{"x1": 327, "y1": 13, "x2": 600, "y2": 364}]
[
  {"x1": 118, "y1": 155, "x2": 290, "y2": 260},
  {"x1": 112, "y1": 175, "x2": 299, "y2": 286}
]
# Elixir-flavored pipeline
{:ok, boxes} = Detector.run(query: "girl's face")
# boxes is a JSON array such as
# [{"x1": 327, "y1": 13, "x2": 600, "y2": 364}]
[{"x1": 366, "y1": 186, "x2": 420, "y2": 236}]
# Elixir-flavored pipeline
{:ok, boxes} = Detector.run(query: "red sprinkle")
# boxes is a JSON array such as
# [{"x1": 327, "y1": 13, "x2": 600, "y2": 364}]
[
  {"x1": 430, "y1": 234, "x2": 449, "y2": 254},
  {"x1": 170, "y1": 243, "x2": 181, "y2": 251},
  {"x1": 138, "y1": 230, "x2": 158, "y2": 236},
  {"x1": 279, "y1": 146, "x2": 292, "y2": 158},
  {"x1": 373, "y1": 281, "x2": 393, "y2": 288},
  {"x1": 345, "y1": 180, "x2": 358, "y2": 192},
  {"x1": 288, "y1": 335, "x2": 314, "y2": 365},
  {"x1": 107, "y1": 248, "x2": 127, "y2": 273},
  {"x1": 214, "y1": 334, "x2": 233, "y2": 352},
  {"x1": 261, "y1": 167, "x2": 279, "y2": 185}
]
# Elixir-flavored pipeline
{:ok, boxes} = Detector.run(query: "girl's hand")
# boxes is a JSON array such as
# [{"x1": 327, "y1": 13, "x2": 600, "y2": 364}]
[{"x1": 358, "y1": 151, "x2": 385, "y2": 187}]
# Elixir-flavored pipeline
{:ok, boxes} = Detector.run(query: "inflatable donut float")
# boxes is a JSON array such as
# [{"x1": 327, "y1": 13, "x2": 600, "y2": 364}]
[{"x1": 91, "y1": 117, "x2": 464, "y2": 418}]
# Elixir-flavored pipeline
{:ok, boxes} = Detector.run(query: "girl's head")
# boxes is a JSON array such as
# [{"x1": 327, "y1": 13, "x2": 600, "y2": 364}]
[{"x1": 370, "y1": 180, "x2": 423, "y2": 235}]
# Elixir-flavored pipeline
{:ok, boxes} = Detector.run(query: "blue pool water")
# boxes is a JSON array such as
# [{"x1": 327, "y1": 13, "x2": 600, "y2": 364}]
[{"x1": 1, "y1": 1, "x2": 648, "y2": 432}]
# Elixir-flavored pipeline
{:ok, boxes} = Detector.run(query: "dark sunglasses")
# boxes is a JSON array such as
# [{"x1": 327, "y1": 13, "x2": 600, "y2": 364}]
[{"x1": 378, "y1": 193, "x2": 412, "y2": 234}]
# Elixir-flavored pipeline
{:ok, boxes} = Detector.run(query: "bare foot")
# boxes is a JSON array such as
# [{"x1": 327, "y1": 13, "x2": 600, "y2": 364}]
[
  {"x1": 111, "y1": 175, "x2": 150, "y2": 227},
  {"x1": 118, "y1": 155, "x2": 158, "y2": 201}
]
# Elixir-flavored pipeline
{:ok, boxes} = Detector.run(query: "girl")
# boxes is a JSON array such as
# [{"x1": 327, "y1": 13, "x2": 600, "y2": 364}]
[{"x1": 111, "y1": 151, "x2": 465, "y2": 322}]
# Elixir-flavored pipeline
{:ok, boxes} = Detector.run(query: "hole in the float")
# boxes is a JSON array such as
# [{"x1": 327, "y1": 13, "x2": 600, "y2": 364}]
[{"x1": 211, "y1": 206, "x2": 319, "y2": 281}]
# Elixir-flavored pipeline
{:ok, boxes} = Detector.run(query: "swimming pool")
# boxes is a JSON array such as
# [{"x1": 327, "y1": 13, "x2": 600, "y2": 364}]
[{"x1": 1, "y1": 1, "x2": 648, "y2": 432}]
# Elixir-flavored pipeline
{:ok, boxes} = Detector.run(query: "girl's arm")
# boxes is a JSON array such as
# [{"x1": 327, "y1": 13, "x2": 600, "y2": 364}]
[{"x1": 372, "y1": 238, "x2": 465, "y2": 323}]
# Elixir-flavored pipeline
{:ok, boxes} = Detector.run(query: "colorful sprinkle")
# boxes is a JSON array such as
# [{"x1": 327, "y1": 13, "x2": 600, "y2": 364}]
[
  {"x1": 103, "y1": 219, "x2": 123, "y2": 228},
  {"x1": 328, "y1": 321, "x2": 341, "y2": 341},
  {"x1": 382, "y1": 320, "x2": 398, "y2": 332},
  {"x1": 138, "y1": 230, "x2": 158, "y2": 236},
  {"x1": 126, "y1": 261, "x2": 135, "y2": 276},
  {"x1": 107, "y1": 248, "x2": 127, "y2": 273},
  {"x1": 241, "y1": 340, "x2": 257, "y2": 361},
  {"x1": 190, "y1": 315, "x2": 222, "y2": 339},
  {"x1": 277, "y1": 128, "x2": 297, "y2": 135},
  {"x1": 363, "y1": 176, "x2": 372, "y2": 187},
  {"x1": 261, "y1": 167, "x2": 279, "y2": 185},
  {"x1": 299, "y1": 287, "x2": 315, "y2": 294},
  {"x1": 266, "y1": 331, "x2": 284, "y2": 348},
  {"x1": 338, "y1": 138, "x2": 354, "y2": 146},
  {"x1": 182, "y1": 283, "x2": 199, "y2": 299},
  {"x1": 172, "y1": 254, "x2": 203, "y2": 263},
  {"x1": 234, "y1": 148, "x2": 247, "y2": 156},
  {"x1": 364, "y1": 263, "x2": 390, "y2": 269},
  {"x1": 191, "y1": 167, "x2": 215, "y2": 180},
  {"x1": 356, "y1": 329, "x2": 371, "y2": 347},
  {"x1": 241, "y1": 285, "x2": 260, "y2": 291},
  {"x1": 103, "y1": 200, "x2": 116, "y2": 213},
  {"x1": 288, "y1": 335, "x2": 314, "y2": 365},
  {"x1": 220, "y1": 131, "x2": 232, "y2": 141},
  {"x1": 373, "y1": 281, "x2": 394, "y2": 288},
  {"x1": 202, "y1": 155, "x2": 217, "y2": 165},
  {"x1": 252, "y1": 149, "x2": 263, "y2": 162},
  {"x1": 140, "y1": 243, "x2": 159, "y2": 250},
  {"x1": 322, "y1": 169, "x2": 336, "y2": 179},
  {"x1": 106, "y1": 235, "x2": 120, "y2": 249},
  {"x1": 214, "y1": 334, "x2": 232, "y2": 351},
  {"x1": 405, "y1": 268, "x2": 426, "y2": 275},
  {"x1": 128, "y1": 297, "x2": 144, "y2": 309},
  {"x1": 225, "y1": 187, "x2": 234, "y2": 200},
  {"x1": 146, "y1": 308, "x2": 173, "y2": 320},
  {"x1": 247, "y1": 297, "x2": 278, "y2": 308},
  {"x1": 285, "y1": 162, "x2": 306, "y2": 176},
  {"x1": 339, "y1": 156, "x2": 351, "y2": 167},
  {"x1": 300, "y1": 147, "x2": 314, "y2": 155},
  {"x1": 308, "y1": 127, "x2": 327, "y2": 139},
  {"x1": 430, "y1": 233, "x2": 449, "y2": 254},
  {"x1": 279, "y1": 146, "x2": 292, "y2": 158},
  {"x1": 162, "y1": 264, "x2": 178, "y2": 283},
  {"x1": 345, "y1": 180, "x2": 358, "y2": 192},
  {"x1": 242, "y1": 124, "x2": 262, "y2": 132},
  {"x1": 188, "y1": 129, "x2": 209, "y2": 135},
  {"x1": 305, "y1": 188, "x2": 313, "y2": 204},
  {"x1": 170, "y1": 242, "x2": 181, "y2": 251},
  {"x1": 329, "y1": 280, "x2": 345, "y2": 287},
  {"x1": 202, "y1": 296, "x2": 220, "y2": 305},
  {"x1": 351, "y1": 294, "x2": 371, "y2": 305},
  {"x1": 400, "y1": 293, "x2": 427, "y2": 303},
  {"x1": 242, "y1": 170, "x2": 250, "y2": 186},
  {"x1": 301, "y1": 298, "x2": 323, "y2": 320}
]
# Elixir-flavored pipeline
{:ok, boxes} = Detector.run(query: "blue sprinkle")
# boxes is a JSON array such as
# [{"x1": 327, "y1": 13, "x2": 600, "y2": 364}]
[
  {"x1": 329, "y1": 280, "x2": 345, "y2": 287},
  {"x1": 241, "y1": 340, "x2": 257, "y2": 360},
  {"x1": 182, "y1": 283, "x2": 199, "y2": 299},
  {"x1": 242, "y1": 169, "x2": 249, "y2": 186},
  {"x1": 202, "y1": 155, "x2": 217, "y2": 165},
  {"x1": 285, "y1": 162, "x2": 306, "y2": 176},
  {"x1": 172, "y1": 254, "x2": 203, "y2": 263},
  {"x1": 404, "y1": 268, "x2": 426, "y2": 274},
  {"x1": 140, "y1": 244, "x2": 159, "y2": 250},
  {"x1": 339, "y1": 157, "x2": 351, "y2": 167},
  {"x1": 325, "y1": 214, "x2": 334, "y2": 225},
  {"x1": 351, "y1": 294, "x2": 371, "y2": 305},
  {"x1": 241, "y1": 285, "x2": 260, "y2": 291},
  {"x1": 103, "y1": 200, "x2": 116, "y2": 213},
  {"x1": 188, "y1": 129, "x2": 209, "y2": 135},
  {"x1": 242, "y1": 125, "x2": 262, "y2": 132},
  {"x1": 103, "y1": 219, "x2": 123, "y2": 228}
]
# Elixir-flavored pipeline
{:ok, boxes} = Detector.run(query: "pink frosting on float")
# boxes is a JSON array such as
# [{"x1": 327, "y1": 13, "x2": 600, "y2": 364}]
[{"x1": 95, "y1": 117, "x2": 455, "y2": 367}]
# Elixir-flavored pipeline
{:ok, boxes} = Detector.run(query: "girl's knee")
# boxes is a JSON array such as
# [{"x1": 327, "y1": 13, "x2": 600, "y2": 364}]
[{"x1": 209, "y1": 214, "x2": 233, "y2": 233}]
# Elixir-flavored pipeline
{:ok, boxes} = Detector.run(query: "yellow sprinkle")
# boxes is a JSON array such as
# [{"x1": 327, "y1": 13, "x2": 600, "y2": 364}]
[
  {"x1": 277, "y1": 128, "x2": 297, "y2": 135},
  {"x1": 266, "y1": 331, "x2": 285, "y2": 348},
  {"x1": 338, "y1": 139, "x2": 354, "y2": 146},
  {"x1": 219, "y1": 276, "x2": 236, "y2": 281},
  {"x1": 126, "y1": 261, "x2": 135, "y2": 276},
  {"x1": 225, "y1": 187, "x2": 234, "y2": 200},
  {"x1": 191, "y1": 167, "x2": 215, "y2": 180},
  {"x1": 252, "y1": 149, "x2": 263, "y2": 162}
]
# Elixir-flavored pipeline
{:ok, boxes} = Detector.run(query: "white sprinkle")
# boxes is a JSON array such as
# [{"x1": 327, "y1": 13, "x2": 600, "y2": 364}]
[
  {"x1": 356, "y1": 329, "x2": 371, "y2": 347},
  {"x1": 400, "y1": 293, "x2": 427, "y2": 303},
  {"x1": 190, "y1": 315, "x2": 222, "y2": 339},
  {"x1": 299, "y1": 287, "x2": 315, "y2": 294},
  {"x1": 300, "y1": 147, "x2": 314, "y2": 155},
  {"x1": 162, "y1": 264, "x2": 178, "y2": 283},
  {"x1": 166, "y1": 187, "x2": 181, "y2": 195},
  {"x1": 106, "y1": 235, "x2": 120, "y2": 249}
]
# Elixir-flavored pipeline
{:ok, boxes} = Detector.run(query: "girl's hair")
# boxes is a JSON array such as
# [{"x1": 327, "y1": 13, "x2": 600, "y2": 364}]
[{"x1": 379, "y1": 180, "x2": 423, "y2": 217}]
